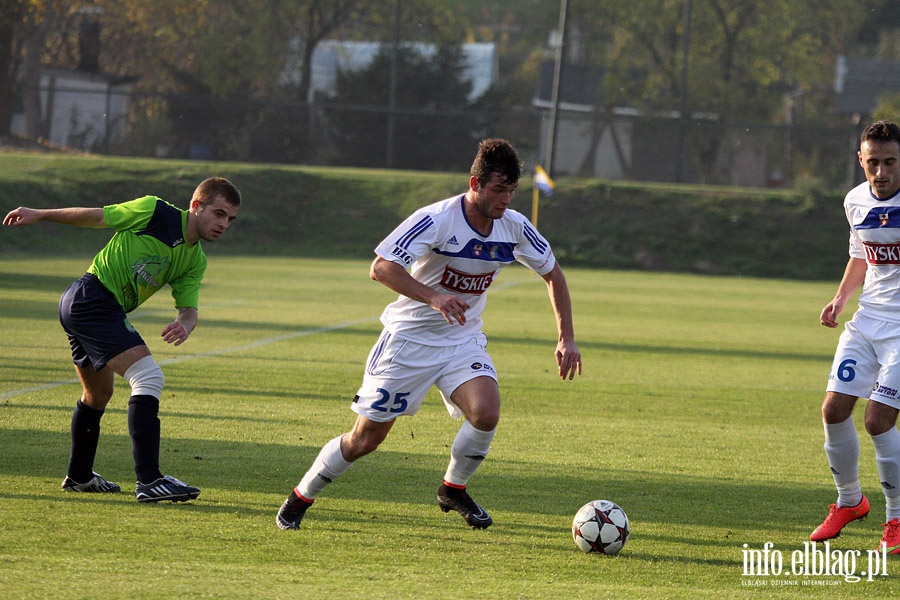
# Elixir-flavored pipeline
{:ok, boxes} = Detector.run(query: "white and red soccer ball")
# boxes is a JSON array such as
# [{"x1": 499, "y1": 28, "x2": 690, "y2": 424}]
[{"x1": 572, "y1": 499, "x2": 630, "y2": 555}]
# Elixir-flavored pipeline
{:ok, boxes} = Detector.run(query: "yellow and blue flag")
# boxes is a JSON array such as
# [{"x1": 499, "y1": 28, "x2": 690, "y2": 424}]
[{"x1": 534, "y1": 165, "x2": 555, "y2": 196}]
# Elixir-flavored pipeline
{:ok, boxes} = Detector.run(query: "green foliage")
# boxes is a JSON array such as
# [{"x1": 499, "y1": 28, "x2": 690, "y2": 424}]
[
  {"x1": 324, "y1": 43, "x2": 479, "y2": 171},
  {"x1": 1, "y1": 257, "x2": 892, "y2": 598},
  {"x1": 535, "y1": 178, "x2": 849, "y2": 280},
  {"x1": 0, "y1": 153, "x2": 850, "y2": 280}
]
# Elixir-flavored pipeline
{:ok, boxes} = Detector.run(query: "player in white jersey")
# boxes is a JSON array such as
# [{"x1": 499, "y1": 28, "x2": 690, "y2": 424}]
[
  {"x1": 276, "y1": 139, "x2": 582, "y2": 530},
  {"x1": 811, "y1": 121, "x2": 900, "y2": 554}
]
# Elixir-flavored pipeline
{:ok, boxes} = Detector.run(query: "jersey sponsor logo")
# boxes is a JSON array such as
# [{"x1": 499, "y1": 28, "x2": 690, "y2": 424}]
[
  {"x1": 390, "y1": 246, "x2": 414, "y2": 265},
  {"x1": 873, "y1": 380, "x2": 899, "y2": 399},
  {"x1": 470, "y1": 361, "x2": 496, "y2": 374},
  {"x1": 131, "y1": 255, "x2": 170, "y2": 288},
  {"x1": 863, "y1": 242, "x2": 900, "y2": 264},
  {"x1": 447, "y1": 236, "x2": 459, "y2": 245},
  {"x1": 440, "y1": 266, "x2": 495, "y2": 294}
]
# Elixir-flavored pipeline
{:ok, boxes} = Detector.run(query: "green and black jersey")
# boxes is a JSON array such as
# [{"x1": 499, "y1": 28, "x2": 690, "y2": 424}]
[{"x1": 88, "y1": 196, "x2": 206, "y2": 313}]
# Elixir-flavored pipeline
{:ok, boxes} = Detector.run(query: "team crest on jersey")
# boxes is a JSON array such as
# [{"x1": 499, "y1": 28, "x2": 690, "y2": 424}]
[
  {"x1": 880, "y1": 213, "x2": 890, "y2": 227},
  {"x1": 470, "y1": 243, "x2": 504, "y2": 259}
]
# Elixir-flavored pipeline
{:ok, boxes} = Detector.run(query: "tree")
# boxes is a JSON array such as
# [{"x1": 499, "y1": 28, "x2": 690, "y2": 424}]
[
  {"x1": 0, "y1": 0, "x2": 30, "y2": 137},
  {"x1": 323, "y1": 43, "x2": 478, "y2": 171},
  {"x1": 567, "y1": 0, "x2": 881, "y2": 182}
]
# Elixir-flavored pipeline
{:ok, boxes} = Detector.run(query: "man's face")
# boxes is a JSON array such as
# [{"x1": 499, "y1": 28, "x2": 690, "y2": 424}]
[
  {"x1": 192, "y1": 196, "x2": 239, "y2": 242},
  {"x1": 859, "y1": 139, "x2": 900, "y2": 199},
  {"x1": 471, "y1": 171, "x2": 518, "y2": 220}
]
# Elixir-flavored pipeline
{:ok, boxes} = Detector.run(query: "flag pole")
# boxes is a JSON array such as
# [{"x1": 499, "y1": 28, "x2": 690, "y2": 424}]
[{"x1": 532, "y1": 181, "x2": 540, "y2": 228}]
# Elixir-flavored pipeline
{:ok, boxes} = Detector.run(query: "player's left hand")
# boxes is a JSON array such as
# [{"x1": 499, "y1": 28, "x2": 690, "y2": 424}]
[
  {"x1": 556, "y1": 339, "x2": 582, "y2": 380},
  {"x1": 161, "y1": 322, "x2": 190, "y2": 346}
]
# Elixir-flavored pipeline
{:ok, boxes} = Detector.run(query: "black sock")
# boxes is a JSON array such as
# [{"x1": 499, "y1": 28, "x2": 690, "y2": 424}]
[
  {"x1": 128, "y1": 394, "x2": 163, "y2": 484},
  {"x1": 67, "y1": 400, "x2": 104, "y2": 482}
]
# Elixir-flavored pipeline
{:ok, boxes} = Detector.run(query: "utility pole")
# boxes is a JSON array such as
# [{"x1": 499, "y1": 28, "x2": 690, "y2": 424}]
[
  {"x1": 675, "y1": 0, "x2": 692, "y2": 183},
  {"x1": 386, "y1": 0, "x2": 400, "y2": 168}
]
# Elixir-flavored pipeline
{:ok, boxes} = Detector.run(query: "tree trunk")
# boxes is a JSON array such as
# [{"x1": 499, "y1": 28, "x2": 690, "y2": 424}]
[{"x1": 0, "y1": 18, "x2": 16, "y2": 136}]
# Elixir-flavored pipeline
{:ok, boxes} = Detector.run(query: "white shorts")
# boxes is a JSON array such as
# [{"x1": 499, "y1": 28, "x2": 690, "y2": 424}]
[
  {"x1": 352, "y1": 330, "x2": 497, "y2": 422},
  {"x1": 826, "y1": 312, "x2": 900, "y2": 409}
]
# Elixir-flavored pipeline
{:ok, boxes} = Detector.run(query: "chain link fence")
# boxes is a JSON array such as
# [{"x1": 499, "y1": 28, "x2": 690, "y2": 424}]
[{"x1": 17, "y1": 84, "x2": 863, "y2": 191}]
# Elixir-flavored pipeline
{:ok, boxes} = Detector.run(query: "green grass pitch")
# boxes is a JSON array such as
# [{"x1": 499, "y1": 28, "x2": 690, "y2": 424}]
[{"x1": 0, "y1": 256, "x2": 894, "y2": 598}]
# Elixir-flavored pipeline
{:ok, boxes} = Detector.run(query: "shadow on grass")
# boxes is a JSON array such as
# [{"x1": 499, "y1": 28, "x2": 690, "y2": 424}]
[
  {"x1": 0, "y1": 271, "x2": 78, "y2": 293},
  {"x1": 488, "y1": 334, "x2": 833, "y2": 363},
  {"x1": 0, "y1": 298, "x2": 64, "y2": 321},
  {"x1": 0, "y1": 425, "x2": 836, "y2": 541}
]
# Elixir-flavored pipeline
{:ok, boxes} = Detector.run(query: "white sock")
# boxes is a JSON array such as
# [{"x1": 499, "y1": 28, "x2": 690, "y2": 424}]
[
  {"x1": 872, "y1": 427, "x2": 900, "y2": 521},
  {"x1": 823, "y1": 417, "x2": 862, "y2": 508},
  {"x1": 296, "y1": 435, "x2": 353, "y2": 500},
  {"x1": 443, "y1": 421, "x2": 495, "y2": 487}
]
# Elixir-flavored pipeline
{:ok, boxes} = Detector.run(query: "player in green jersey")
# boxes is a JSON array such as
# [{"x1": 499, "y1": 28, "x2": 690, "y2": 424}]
[{"x1": 3, "y1": 177, "x2": 241, "y2": 502}]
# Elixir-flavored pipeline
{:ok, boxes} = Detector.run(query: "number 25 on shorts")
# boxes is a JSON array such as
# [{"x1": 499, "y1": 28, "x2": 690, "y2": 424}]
[{"x1": 371, "y1": 388, "x2": 410, "y2": 414}]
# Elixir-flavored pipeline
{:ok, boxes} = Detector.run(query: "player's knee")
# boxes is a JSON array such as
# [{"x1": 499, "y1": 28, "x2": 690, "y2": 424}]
[
  {"x1": 822, "y1": 392, "x2": 856, "y2": 424},
  {"x1": 467, "y1": 402, "x2": 500, "y2": 431},
  {"x1": 865, "y1": 403, "x2": 899, "y2": 436},
  {"x1": 124, "y1": 355, "x2": 164, "y2": 399},
  {"x1": 82, "y1": 382, "x2": 115, "y2": 407}
]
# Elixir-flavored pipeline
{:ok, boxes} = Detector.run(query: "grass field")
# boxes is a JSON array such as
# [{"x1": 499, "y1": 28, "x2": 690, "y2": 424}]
[{"x1": 0, "y1": 256, "x2": 895, "y2": 598}]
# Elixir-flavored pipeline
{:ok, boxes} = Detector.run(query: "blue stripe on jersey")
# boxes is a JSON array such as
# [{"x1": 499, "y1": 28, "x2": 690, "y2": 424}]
[
  {"x1": 856, "y1": 206, "x2": 900, "y2": 229},
  {"x1": 523, "y1": 223, "x2": 548, "y2": 253},
  {"x1": 435, "y1": 240, "x2": 517, "y2": 261},
  {"x1": 395, "y1": 216, "x2": 434, "y2": 248},
  {"x1": 136, "y1": 200, "x2": 185, "y2": 247}
]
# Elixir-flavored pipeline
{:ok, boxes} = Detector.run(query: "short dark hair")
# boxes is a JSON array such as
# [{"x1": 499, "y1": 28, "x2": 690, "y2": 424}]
[
  {"x1": 861, "y1": 121, "x2": 900, "y2": 146},
  {"x1": 470, "y1": 138, "x2": 522, "y2": 186},
  {"x1": 193, "y1": 177, "x2": 241, "y2": 207}
]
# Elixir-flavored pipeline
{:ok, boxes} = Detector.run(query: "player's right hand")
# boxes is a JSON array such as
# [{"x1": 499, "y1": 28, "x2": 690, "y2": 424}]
[
  {"x1": 432, "y1": 294, "x2": 470, "y2": 326},
  {"x1": 3, "y1": 207, "x2": 37, "y2": 227}
]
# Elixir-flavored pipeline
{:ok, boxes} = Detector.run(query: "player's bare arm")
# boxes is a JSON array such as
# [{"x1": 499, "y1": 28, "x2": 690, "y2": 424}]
[
  {"x1": 162, "y1": 307, "x2": 198, "y2": 346},
  {"x1": 820, "y1": 257, "x2": 867, "y2": 328},
  {"x1": 2, "y1": 207, "x2": 105, "y2": 228},
  {"x1": 370, "y1": 256, "x2": 469, "y2": 326},
  {"x1": 541, "y1": 263, "x2": 582, "y2": 380}
]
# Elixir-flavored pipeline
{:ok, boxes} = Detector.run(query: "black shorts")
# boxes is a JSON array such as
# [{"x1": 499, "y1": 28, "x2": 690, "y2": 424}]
[{"x1": 58, "y1": 273, "x2": 145, "y2": 371}]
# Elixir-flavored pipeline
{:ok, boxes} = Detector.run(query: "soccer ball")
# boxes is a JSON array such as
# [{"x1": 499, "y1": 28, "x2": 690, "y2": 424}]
[{"x1": 572, "y1": 499, "x2": 630, "y2": 555}]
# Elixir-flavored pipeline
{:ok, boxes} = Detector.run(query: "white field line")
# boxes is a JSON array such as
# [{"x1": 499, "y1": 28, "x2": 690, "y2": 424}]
[
  {"x1": 0, "y1": 276, "x2": 536, "y2": 401},
  {"x1": 0, "y1": 316, "x2": 379, "y2": 402}
]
